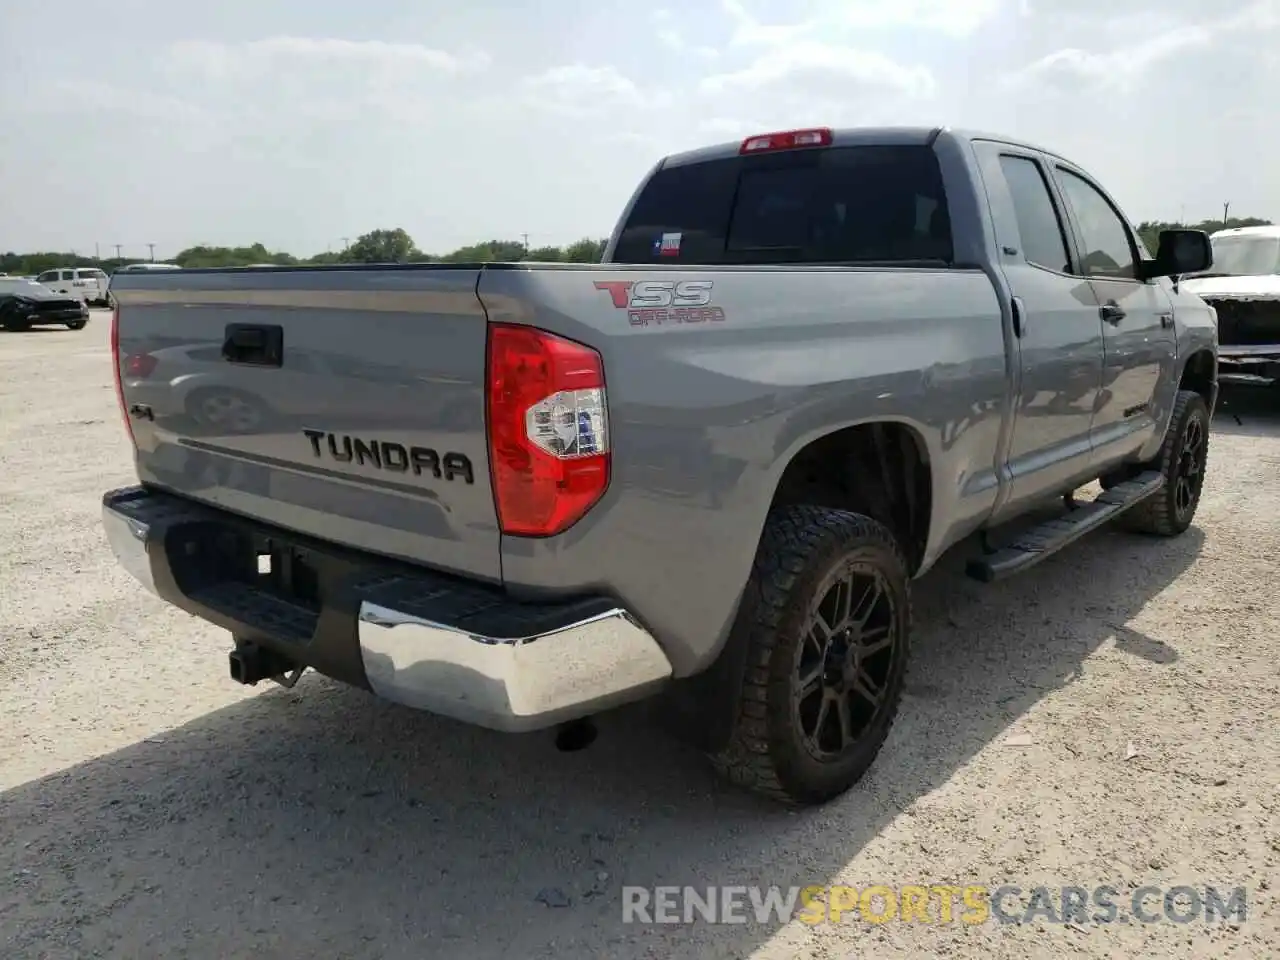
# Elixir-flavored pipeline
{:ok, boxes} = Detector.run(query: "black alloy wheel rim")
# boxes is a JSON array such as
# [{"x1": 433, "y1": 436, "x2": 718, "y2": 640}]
[
  {"x1": 1174, "y1": 415, "x2": 1205, "y2": 520},
  {"x1": 793, "y1": 560, "x2": 899, "y2": 761}
]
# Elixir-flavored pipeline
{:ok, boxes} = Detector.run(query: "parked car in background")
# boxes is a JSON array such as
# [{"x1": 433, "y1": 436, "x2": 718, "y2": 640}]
[
  {"x1": 35, "y1": 267, "x2": 112, "y2": 307},
  {"x1": 1182, "y1": 225, "x2": 1280, "y2": 384},
  {"x1": 0, "y1": 277, "x2": 90, "y2": 330}
]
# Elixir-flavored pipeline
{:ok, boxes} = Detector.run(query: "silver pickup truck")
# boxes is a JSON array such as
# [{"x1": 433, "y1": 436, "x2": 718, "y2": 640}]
[{"x1": 103, "y1": 125, "x2": 1218, "y2": 806}]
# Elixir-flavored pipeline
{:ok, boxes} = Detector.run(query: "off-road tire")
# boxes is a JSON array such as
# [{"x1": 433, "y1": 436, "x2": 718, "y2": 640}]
[
  {"x1": 1120, "y1": 389, "x2": 1210, "y2": 536},
  {"x1": 709, "y1": 504, "x2": 912, "y2": 806}
]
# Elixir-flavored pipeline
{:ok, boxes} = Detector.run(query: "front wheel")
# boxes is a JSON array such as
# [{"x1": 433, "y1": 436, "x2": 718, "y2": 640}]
[
  {"x1": 66, "y1": 318, "x2": 88, "y2": 330},
  {"x1": 1121, "y1": 389, "x2": 1210, "y2": 536},
  {"x1": 710, "y1": 505, "x2": 912, "y2": 806}
]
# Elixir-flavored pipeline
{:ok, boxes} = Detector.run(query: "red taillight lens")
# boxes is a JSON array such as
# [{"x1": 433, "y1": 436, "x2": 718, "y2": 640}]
[
  {"x1": 739, "y1": 127, "x2": 833, "y2": 154},
  {"x1": 110, "y1": 304, "x2": 137, "y2": 448},
  {"x1": 125, "y1": 352, "x2": 157, "y2": 378},
  {"x1": 486, "y1": 323, "x2": 610, "y2": 537}
]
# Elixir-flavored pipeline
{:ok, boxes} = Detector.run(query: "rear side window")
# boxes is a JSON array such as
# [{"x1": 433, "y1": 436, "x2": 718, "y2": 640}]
[
  {"x1": 998, "y1": 155, "x2": 1071, "y2": 273},
  {"x1": 613, "y1": 145, "x2": 952, "y2": 265}
]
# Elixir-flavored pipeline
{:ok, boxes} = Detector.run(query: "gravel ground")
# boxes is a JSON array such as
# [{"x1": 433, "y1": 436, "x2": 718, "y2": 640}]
[{"x1": 1, "y1": 313, "x2": 1277, "y2": 959}]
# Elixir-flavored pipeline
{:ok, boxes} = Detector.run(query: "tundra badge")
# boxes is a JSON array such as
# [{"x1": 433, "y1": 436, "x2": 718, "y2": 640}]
[{"x1": 302, "y1": 429, "x2": 474, "y2": 484}]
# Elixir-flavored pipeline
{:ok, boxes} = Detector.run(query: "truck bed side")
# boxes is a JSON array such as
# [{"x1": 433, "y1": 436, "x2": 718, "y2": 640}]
[{"x1": 476, "y1": 263, "x2": 1007, "y2": 675}]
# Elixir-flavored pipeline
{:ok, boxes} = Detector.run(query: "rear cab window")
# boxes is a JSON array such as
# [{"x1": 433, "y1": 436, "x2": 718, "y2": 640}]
[{"x1": 613, "y1": 143, "x2": 953, "y2": 265}]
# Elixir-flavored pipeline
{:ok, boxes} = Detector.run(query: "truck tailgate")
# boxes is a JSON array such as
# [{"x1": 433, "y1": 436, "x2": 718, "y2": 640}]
[{"x1": 110, "y1": 266, "x2": 501, "y2": 582}]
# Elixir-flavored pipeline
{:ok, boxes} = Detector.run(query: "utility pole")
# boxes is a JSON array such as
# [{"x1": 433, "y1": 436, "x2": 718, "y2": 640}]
[
  {"x1": 522, "y1": 233, "x2": 529, "y2": 254},
  {"x1": 147, "y1": 243, "x2": 156, "y2": 262},
  {"x1": 95, "y1": 242, "x2": 100, "y2": 259},
  {"x1": 1222, "y1": 202, "x2": 1230, "y2": 230},
  {"x1": 114, "y1": 244, "x2": 122, "y2": 260}
]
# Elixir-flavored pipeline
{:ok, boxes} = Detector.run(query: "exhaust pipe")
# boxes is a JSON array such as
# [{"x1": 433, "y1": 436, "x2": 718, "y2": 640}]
[{"x1": 229, "y1": 640, "x2": 301, "y2": 687}]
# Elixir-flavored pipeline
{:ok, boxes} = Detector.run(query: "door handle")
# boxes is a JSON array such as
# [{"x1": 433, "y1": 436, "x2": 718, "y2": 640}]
[
  {"x1": 1099, "y1": 301, "x2": 1126, "y2": 324},
  {"x1": 1158, "y1": 312, "x2": 1174, "y2": 329},
  {"x1": 222, "y1": 323, "x2": 284, "y2": 367}
]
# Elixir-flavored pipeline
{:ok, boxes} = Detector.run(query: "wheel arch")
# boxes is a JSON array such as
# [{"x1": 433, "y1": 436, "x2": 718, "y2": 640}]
[
  {"x1": 662, "y1": 417, "x2": 934, "y2": 754},
  {"x1": 765, "y1": 419, "x2": 934, "y2": 576},
  {"x1": 1177, "y1": 348, "x2": 1218, "y2": 416}
]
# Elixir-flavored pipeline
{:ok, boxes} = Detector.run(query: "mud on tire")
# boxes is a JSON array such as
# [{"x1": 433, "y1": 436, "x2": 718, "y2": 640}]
[{"x1": 710, "y1": 504, "x2": 912, "y2": 806}]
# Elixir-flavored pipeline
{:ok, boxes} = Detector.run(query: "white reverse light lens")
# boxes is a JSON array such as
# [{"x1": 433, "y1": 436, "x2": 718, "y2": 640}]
[{"x1": 524, "y1": 388, "x2": 609, "y2": 458}]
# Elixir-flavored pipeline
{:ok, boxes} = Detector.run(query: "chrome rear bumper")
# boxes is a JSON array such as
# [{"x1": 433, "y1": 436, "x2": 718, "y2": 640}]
[
  {"x1": 357, "y1": 602, "x2": 672, "y2": 731},
  {"x1": 102, "y1": 485, "x2": 673, "y2": 732}
]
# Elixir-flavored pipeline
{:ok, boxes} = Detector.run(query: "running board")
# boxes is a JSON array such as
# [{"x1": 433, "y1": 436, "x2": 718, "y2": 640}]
[{"x1": 965, "y1": 471, "x2": 1165, "y2": 583}]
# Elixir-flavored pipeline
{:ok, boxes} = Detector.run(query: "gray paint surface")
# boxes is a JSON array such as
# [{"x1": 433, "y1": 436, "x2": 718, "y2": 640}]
[{"x1": 109, "y1": 126, "x2": 1217, "y2": 679}]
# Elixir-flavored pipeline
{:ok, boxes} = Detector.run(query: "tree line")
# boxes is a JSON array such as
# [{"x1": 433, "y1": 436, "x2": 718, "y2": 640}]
[
  {"x1": 0, "y1": 228, "x2": 609, "y2": 276},
  {"x1": 2, "y1": 217, "x2": 1271, "y2": 277}
]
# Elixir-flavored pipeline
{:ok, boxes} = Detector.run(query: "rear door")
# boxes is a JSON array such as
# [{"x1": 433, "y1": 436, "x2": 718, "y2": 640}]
[
  {"x1": 1049, "y1": 162, "x2": 1177, "y2": 465},
  {"x1": 971, "y1": 140, "x2": 1105, "y2": 519},
  {"x1": 75, "y1": 268, "x2": 107, "y2": 299}
]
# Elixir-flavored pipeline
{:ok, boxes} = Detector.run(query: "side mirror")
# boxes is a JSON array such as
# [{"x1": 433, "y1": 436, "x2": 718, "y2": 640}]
[{"x1": 1138, "y1": 228, "x2": 1212, "y2": 280}]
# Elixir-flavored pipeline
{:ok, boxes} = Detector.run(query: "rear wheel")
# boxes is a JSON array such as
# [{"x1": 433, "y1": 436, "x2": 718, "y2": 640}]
[
  {"x1": 710, "y1": 504, "x2": 911, "y2": 806},
  {"x1": 66, "y1": 318, "x2": 88, "y2": 330},
  {"x1": 1121, "y1": 389, "x2": 1210, "y2": 536}
]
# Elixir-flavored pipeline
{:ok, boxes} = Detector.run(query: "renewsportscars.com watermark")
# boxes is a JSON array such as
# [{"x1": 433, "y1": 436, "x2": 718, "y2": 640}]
[{"x1": 621, "y1": 884, "x2": 1249, "y2": 927}]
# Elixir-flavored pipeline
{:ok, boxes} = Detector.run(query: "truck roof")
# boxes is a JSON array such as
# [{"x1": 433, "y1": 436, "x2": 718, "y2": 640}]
[{"x1": 659, "y1": 125, "x2": 1073, "y2": 169}]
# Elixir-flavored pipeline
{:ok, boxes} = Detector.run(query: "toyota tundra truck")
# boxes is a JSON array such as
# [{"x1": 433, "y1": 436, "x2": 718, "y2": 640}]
[{"x1": 102, "y1": 126, "x2": 1218, "y2": 806}]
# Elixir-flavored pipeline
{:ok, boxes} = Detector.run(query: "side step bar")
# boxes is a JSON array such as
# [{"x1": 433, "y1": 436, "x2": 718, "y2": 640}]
[{"x1": 966, "y1": 471, "x2": 1164, "y2": 583}]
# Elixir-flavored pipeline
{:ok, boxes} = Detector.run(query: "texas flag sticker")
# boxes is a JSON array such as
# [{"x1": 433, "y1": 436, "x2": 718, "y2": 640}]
[{"x1": 654, "y1": 232, "x2": 682, "y2": 257}]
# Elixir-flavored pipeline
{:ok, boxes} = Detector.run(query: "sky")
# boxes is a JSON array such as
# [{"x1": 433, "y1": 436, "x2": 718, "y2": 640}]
[{"x1": 1, "y1": 0, "x2": 1277, "y2": 260}]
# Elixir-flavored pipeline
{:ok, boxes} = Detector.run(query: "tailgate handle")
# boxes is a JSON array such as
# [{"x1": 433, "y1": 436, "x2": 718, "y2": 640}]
[{"x1": 222, "y1": 323, "x2": 283, "y2": 367}]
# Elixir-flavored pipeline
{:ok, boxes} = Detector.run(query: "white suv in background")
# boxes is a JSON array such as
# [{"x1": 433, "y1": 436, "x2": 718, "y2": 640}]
[{"x1": 35, "y1": 267, "x2": 112, "y2": 306}]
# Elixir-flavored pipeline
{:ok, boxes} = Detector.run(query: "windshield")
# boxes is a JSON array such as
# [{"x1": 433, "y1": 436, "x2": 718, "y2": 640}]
[{"x1": 1189, "y1": 235, "x2": 1280, "y2": 278}]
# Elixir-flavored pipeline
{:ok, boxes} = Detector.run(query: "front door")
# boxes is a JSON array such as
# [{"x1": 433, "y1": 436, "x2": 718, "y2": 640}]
[
  {"x1": 971, "y1": 141, "x2": 1106, "y2": 521},
  {"x1": 1050, "y1": 163, "x2": 1177, "y2": 468}
]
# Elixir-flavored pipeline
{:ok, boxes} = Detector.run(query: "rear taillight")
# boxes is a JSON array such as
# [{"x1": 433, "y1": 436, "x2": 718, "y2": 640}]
[
  {"x1": 110, "y1": 304, "x2": 136, "y2": 448},
  {"x1": 486, "y1": 323, "x2": 610, "y2": 537},
  {"x1": 125, "y1": 352, "x2": 157, "y2": 378},
  {"x1": 739, "y1": 127, "x2": 833, "y2": 154}
]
